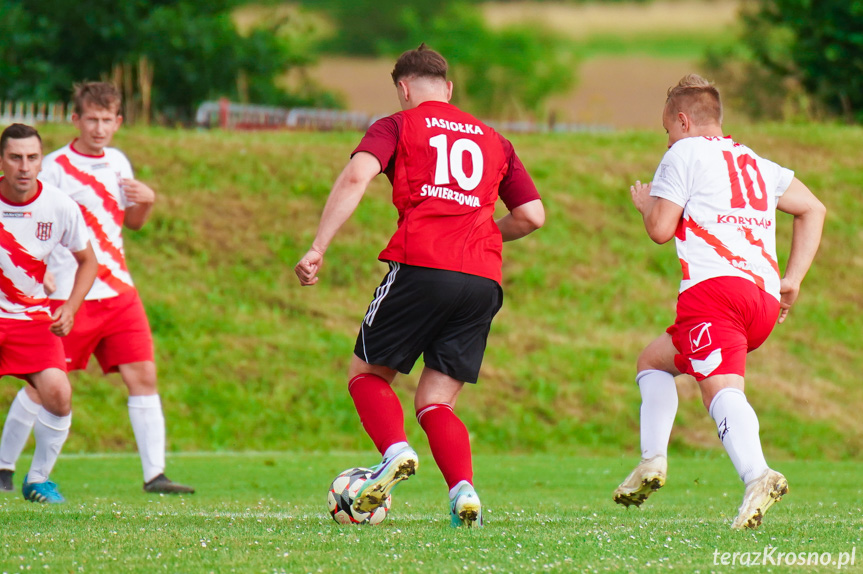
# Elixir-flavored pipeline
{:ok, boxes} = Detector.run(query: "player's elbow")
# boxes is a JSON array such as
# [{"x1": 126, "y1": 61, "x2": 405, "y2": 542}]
[
  {"x1": 522, "y1": 210, "x2": 544, "y2": 234},
  {"x1": 646, "y1": 225, "x2": 675, "y2": 244},
  {"x1": 123, "y1": 210, "x2": 147, "y2": 231},
  {"x1": 793, "y1": 195, "x2": 827, "y2": 230},
  {"x1": 811, "y1": 197, "x2": 827, "y2": 221},
  {"x1": 515, "y1": 199, "x2": 545, "y2": 233}
]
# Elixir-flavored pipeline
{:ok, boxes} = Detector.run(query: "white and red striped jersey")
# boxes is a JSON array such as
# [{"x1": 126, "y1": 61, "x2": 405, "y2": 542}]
[
  {"x1": 0, "y1": 179, "x2": 90, "y2": 320},
  {"x1": 40, "y1": 141, "x2": 135, "y2": 300},
  {"x1": 650, "y1": 136, "x2": 794, "y2": 301}
]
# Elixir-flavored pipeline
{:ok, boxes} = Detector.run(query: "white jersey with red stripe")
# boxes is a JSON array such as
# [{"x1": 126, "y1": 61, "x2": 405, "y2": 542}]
[
  {"x1": 650, "y1": 135, "x2": 794, "y2": 301},
  {"x1": 41, "y1": 141, "x2": 135, "y2": 300},
  {"x1": 0, "y1": 180, "x2": 90, "y2": 320}
]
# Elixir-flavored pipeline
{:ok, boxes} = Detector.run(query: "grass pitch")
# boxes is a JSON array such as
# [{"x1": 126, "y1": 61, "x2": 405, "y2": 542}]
[{"x1": 0, "y1": 452, "x2": 859, "y2": 573}]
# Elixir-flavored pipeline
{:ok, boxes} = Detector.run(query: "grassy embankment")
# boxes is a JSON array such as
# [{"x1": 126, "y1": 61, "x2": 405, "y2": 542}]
[{"x1": 12, "y1": 122, "x2": 862, "y2": 461}]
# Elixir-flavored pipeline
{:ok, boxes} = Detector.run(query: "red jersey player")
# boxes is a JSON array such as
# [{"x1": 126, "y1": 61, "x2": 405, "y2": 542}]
[
  {"x1": 0, "y1": 84, "x2": 193, "y2": 494},
  {"x1": 0, "y1": 124, "x2": 97, "y2": 503},
  {"x1": 295, "y1": 44, "x2": 544, "y2": 527},
  {"x1": 613, "y1": 75, "x2": 825, "y2": 529}
]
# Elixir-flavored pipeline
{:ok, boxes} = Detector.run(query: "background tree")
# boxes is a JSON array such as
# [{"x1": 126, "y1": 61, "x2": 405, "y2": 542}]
[
  {"x1": 402, "y1": 4, "x2": 577, "y2": 121},
  {"x1": 0, "y1": 1, "x2": 63, "y2": 101},
  {"x1": 748, "y1": 0, "x2": 863, "y2": 121},
  {"x1": 0, "y1": 0, "x2": 332, "y2": 122},
  {"x1": 297, "y1": 0, "x2": 459, "y2": 55},
  {"x1": 287, "y1": 0, "x2": 575, "y2": 121},
  {"x1": 706, "y1": 0, "x2": 863, "y2": 122}
]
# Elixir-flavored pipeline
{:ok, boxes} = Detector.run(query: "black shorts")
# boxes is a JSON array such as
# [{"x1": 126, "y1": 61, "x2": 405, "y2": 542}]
[{"x1": 354, "y1": 262, "x2": 503, "y2": 384}]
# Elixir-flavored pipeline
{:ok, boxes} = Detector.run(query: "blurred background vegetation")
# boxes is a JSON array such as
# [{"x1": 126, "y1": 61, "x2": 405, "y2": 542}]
[{"x1": 1, "y1": 0, "x2": 862, "y2": 125}]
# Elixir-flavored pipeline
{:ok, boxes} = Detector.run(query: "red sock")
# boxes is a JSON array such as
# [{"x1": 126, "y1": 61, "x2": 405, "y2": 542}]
[
  {"x1": 348, "y1": 374, "x2": 407, "y2": 455},
  {"x1": 416, "y1": 403, "x2": 473, "y2": 489}
]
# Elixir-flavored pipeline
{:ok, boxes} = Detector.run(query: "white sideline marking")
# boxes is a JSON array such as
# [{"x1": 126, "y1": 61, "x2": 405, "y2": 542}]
[{"x1": 55, "y1": 450, "x2": 364, "y2": 460}]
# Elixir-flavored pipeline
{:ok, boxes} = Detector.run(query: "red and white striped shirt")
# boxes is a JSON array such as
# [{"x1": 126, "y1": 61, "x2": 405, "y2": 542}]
[
  {"x1": 0, "y1": 179, "x2": 89, "y2": 320},
  {"x1": 650, "y1": 136, "x2": 794, "y2": 301},
  {"x1": 40, "y1": 141, "x2": 135, "y2": 300}
]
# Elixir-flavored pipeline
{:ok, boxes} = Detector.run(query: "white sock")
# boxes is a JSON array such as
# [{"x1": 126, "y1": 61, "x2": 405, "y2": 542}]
[
  {"x1": 29, "y1": 409, "x2": 71, "y2": 484},
  {"x1": 383, "y1": 441, "x2": 409, "y2": 460},
  {"x1": 637, "y1": 370, "x2": 678, "y2": 460},
  {"x1": 709, "y1": 388, "x2": 768, "y2": 484},
  {"x1": 128, "y1": 394, "x2": 166, "y2": 483},
  {"x1": 449, "y1": 479, "x2": 473, "y2": 499},
  {"x1": 0, "y1": 388, "x2": 40, "y2": 471}
]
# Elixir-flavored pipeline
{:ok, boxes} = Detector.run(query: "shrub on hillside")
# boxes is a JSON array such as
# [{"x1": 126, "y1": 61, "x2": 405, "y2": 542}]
[
  {"x1": 705, "y1": 0, "x2": 863, "y2": 123},
  {"x1": 0, "y1": 0, "x2": 336, "y2": 123},
  {"x1": 400, "y1": 3, "x2": 578, "y2": 121}
]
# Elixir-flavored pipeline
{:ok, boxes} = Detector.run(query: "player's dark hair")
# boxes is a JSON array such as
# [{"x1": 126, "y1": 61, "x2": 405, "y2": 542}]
[
  {"x1": 0, "y1": 123, "x2": 42, "y2": 156},
  {"x1": 73, "y1": 81, "x2": 122, "y2": 116},
  {"x1": 391, "y1": 43, "x2": 448, "y2": 85},
  {"x1": 665, "y1": 74, "x2": 722, "y2": 125}
]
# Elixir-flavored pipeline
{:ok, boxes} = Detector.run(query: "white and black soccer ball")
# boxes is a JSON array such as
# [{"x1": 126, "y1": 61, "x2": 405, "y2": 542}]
[{"x1": 327, "y1": 467, "x2": 391, "y2": 525}]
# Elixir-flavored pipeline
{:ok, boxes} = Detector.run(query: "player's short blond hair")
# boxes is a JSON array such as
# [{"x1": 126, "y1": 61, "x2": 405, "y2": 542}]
[
  {"x1": 73, "y1": 82, "x2": 122, "y2": 116},
  {"x1": 665, "y1": 74, "x2": 722, "y2": 126}
]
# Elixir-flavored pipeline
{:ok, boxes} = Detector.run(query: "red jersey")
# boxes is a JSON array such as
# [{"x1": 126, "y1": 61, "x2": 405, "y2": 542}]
[{"x1": 353, "y1": 101, "x2": 539, "y2": 284}]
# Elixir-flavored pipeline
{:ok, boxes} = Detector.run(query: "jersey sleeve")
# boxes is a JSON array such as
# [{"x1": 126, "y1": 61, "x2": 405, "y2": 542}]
[
  {"x1": 761, "y1": 158, "x2": 794, "y2": 198},
  {"x1": 352, "y1": 114, "x2": 402, "y2": 174},
  {"x1": 649, "y1": 148, "x2": 689, "y2": 208},
  {"x1": 58, "y1": 199, "x2": 90, "y2": 253},
  {"x1": 497, "y1": 135, "x2": 540, "y2": 211}
]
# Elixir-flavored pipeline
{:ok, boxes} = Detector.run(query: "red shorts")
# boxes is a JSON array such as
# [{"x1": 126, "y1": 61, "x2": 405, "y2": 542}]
[
  {"x1": 667, "y1": 276, "x2": 779, "y2": 381},
  {"x1": 0, "y1": 317, "x2": 66, "y2": 378},
  {"x1": 49, "y1": 289, "x2": 154, "y2": 374}
]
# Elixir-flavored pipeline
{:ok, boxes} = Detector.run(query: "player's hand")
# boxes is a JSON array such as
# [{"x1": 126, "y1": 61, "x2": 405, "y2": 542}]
[
  {"x1": 44, "y1": 271, "x2": 57, "y2": 296},
  {"x1": 295, "y1": 248, "x2": 324, "y2": 286},
  {"x1": 777, "y1": 277, "x2": 800, "y2": 324},
  {"x1": 50, "y1": 303, "x2": 75, "y2": 336},
  {"x1": 121, "y1": 178, "x2": 155, "y2": 205},
  {"x1": 630, "y1": 180, "x2": 653, "y2": 214}
]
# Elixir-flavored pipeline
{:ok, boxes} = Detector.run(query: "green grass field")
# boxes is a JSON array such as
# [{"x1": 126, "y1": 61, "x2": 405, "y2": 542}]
[{"x1": 1, "y1": 453, "x2": 859, "y2": 573}]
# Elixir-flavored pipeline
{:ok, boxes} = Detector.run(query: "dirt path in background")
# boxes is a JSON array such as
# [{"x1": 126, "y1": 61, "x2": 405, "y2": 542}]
[
  {"x1": 549, "y1": 56, "x2": 700, "y2": 129},
  {"x1": 310, "y1": 55, "x2": 702, "y2": 129},
  {"x1": 481, "y1": 0, "x2": 737, "y2": 35},
  {"x1": 301, "y1": 1, "x2": 739, "y2": 129}
]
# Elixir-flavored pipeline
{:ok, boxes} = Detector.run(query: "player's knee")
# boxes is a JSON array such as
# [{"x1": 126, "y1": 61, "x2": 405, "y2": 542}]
[
  {"x1": 37, "y1": 376, "x2": 72, "y2": 415},
  {"x1": 414, "y1": 383, "x2": 461, "y2": 411},
  {"x1": 128, "y1": 376, "x2": 157, "y2": 395},
  {"x1": 121, "y1": 362, "x2": 158, "y2": 394},
  {"x1": 636, "y1": 349, "x2": 657, "y2": 373}
]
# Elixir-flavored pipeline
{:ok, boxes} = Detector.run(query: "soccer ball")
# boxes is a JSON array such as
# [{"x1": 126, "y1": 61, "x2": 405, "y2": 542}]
[{"x1": 327, "y1": 467, "x2": 391, "y2": 525}]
